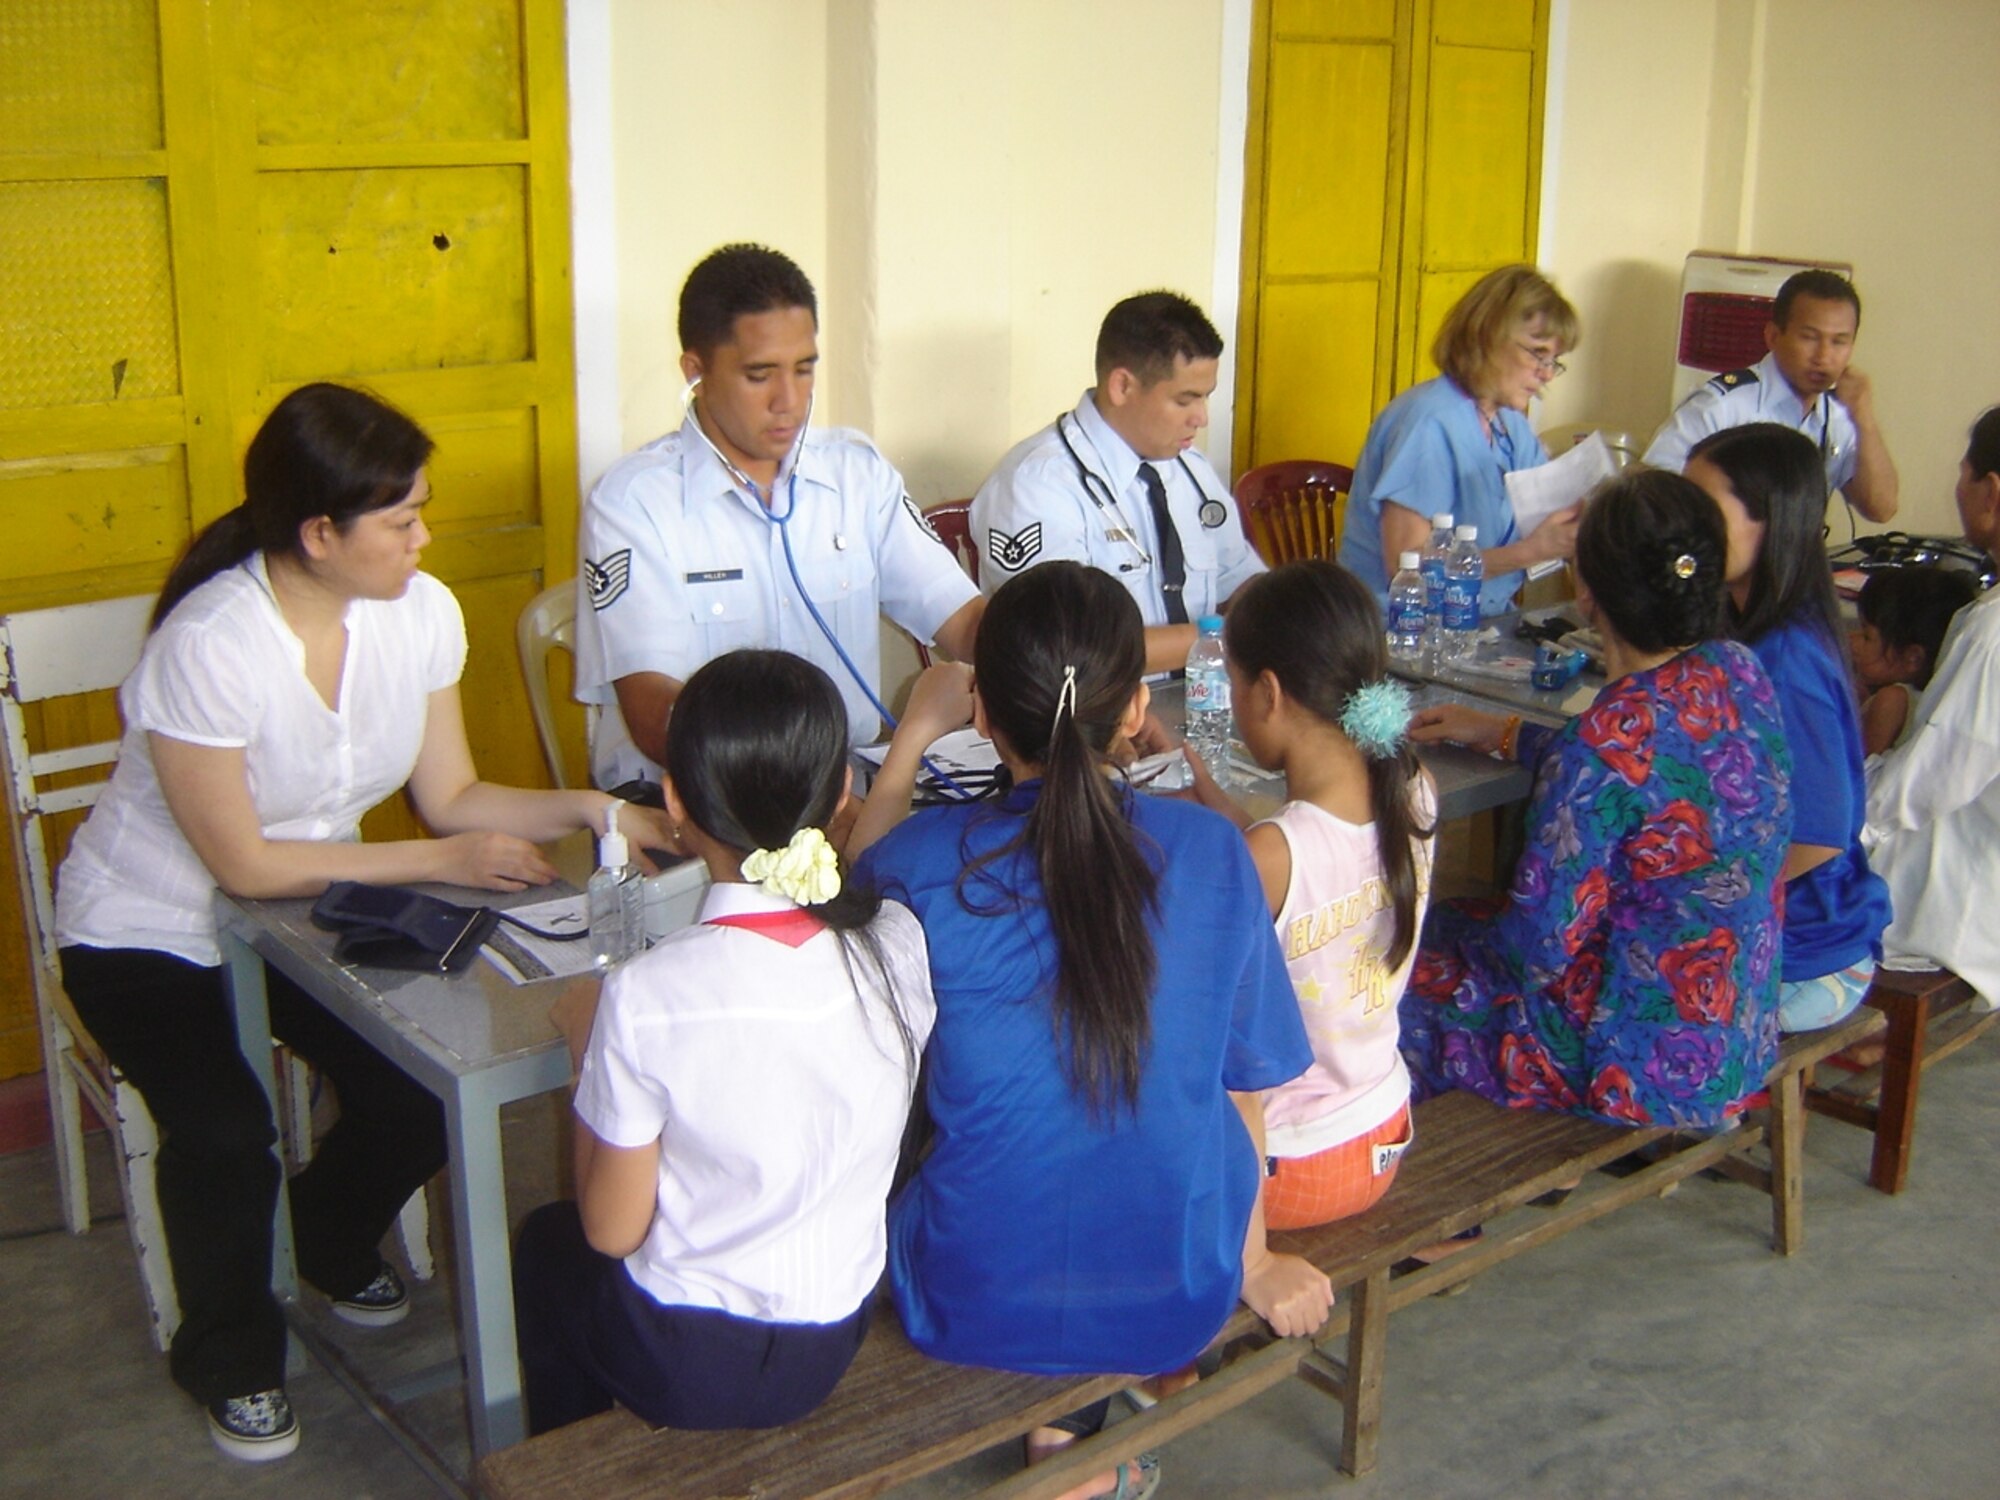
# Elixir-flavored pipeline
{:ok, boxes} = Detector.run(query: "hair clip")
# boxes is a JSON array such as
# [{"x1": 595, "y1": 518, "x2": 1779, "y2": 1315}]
[
  {"x1": 1339, "y1": 678, "x2": 1413, "y2": 758},
  {"x1": 1672, "y1": 553, "x2": 1698, "y2": 579}
]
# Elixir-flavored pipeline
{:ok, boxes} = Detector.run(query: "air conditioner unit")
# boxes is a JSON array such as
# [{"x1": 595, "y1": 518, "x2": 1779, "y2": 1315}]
[{"x1": 1671, "y1": 252, "x2": 1851, "y2": 406}]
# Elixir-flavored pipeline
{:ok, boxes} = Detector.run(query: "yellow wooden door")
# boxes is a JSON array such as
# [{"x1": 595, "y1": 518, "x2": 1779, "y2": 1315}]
[
  {"x1": 0, "y1": 0, "x2": 577, "y2": 1080},
  {"x1": 1235, "y1": 0, "x2": 1548, "y2": 475}
]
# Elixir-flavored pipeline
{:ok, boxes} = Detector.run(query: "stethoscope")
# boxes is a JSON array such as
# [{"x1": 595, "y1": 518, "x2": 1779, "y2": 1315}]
[
  {"x1": 1053, "y1": 411, "x2": 1229, "y2": 574},
  {"x1": 681, "y1": 380, "x2": 979, "y2": 800}
]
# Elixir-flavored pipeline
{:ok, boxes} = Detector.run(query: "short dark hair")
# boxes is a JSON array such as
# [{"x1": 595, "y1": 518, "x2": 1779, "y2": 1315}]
[
  {"x1": 1575, "y1": 468, "x2": 1729, "y2": 654},
  {"x1": 1856, "y1": 566, "x2": 1978, "y2": 688},
  {"x1": 677, "y1": 244, "x2": 818, "y2": 359},
  {"x1": 1772, "y1": 269, "x2": 1859, "y2": 330},
  {"x1": 1094, "y1": 291, "x2": 1223, "y2": 387},
  {"x1": 1690, "y1": 423, "x2": 1844, "y2": 649},
  {"x1": 1967, "y1": 405, "x2": 2000, "y2": 481}
]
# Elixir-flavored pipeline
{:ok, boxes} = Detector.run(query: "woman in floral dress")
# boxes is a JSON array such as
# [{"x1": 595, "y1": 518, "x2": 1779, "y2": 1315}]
[{"x1": 1400, "y1": 468, "x2": 1791, "y2": 1130}]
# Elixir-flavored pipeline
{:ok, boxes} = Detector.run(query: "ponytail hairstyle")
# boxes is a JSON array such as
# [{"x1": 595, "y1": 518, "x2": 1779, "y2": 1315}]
[
  {"x1": 152, "y1": 382, "x2": 433, "y2": 629},
  {"x1": 966, "y1": 561, "x2": 1158, "y2": 1119},
  {"x1": 1574, "y1": 468, "x2": 1729, "y2": 653},
  {"x1": 665, "y1": 650, "x2": 916, "y2": 1077},
  {"x1": 1688, "y1": 422, "x2": 1844, "y2": 651},
  {"x1": 1224, "y1": 561, "x2": 1434, "y2": 970}
]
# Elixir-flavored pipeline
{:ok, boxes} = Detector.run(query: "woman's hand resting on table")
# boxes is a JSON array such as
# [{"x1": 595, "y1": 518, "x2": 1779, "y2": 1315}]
[
  {"x1": 434, "y1": 831, "x2": 558, "y2": 891},
  {"x1": 1408, "y1": 703, "x2": 1511, "y2": 756}
]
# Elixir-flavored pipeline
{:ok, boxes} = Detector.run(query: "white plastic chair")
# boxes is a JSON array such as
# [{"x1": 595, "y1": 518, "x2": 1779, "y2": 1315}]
[
  {"x1": 1, "y1": 595, "x2": 180, "y2": 1348},
  {"x1": 517, "y1": 580, "x2": 587, "y2": 789},
  {"x1": 1538, "y1": 421, "x2": 1642, "y2": 470}
]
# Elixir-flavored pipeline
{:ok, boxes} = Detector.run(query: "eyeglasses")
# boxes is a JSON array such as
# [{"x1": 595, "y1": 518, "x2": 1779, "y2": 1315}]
[{"x1": 1516, "y1": 342, "x2": 1567, "y2": 378}]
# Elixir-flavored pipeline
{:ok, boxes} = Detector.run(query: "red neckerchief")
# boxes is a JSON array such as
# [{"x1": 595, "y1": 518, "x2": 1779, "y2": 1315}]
[{"x1": 703, "y1": 908, "x2": 825, "y2": 949}]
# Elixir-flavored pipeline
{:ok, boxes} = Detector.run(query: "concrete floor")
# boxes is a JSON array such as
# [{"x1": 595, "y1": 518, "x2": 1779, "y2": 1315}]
[{"x1": 4, "y1": 1033, "x2": 1997, "y2": 1500}]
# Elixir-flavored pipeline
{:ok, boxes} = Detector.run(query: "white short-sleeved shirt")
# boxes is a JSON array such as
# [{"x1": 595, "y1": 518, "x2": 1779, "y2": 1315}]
[
  {"x1": 54, "y1": 557, "x2": 466, "y2": 968},
  {"x1": 574, "y1": 415, "x2": 981, "y2": 789},
  {"x1": 574, "y1": 881, "x2": 937, "y2": 1323},
  {"x1": 971, "y1": 392, "x2": 1265, "y2": 624},
  {"x1": 1643, "y1": 351, "x2": 1859, "y2": 494}
]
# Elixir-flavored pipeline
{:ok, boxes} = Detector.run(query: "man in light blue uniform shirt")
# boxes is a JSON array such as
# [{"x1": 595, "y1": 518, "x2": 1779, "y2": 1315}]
[
  {"x1": 575, "y1": 245, "x2": 982, "y2": 792},
  {"x1": 1645, "y1": 269, "x2": 1900, "y2": 522},
  {"x1": 972, "y1": 292, "x2": 1264, "y2": 674}
]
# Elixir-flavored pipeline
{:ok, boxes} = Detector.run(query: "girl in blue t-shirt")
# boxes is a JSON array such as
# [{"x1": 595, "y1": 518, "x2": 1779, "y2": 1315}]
[
  {"x1": 852, "y1": 561, "x2": 1312, "y2": 1500},
  {"x1": 1687, "y1": 423, "x2": 1891, "y2": 1029}
]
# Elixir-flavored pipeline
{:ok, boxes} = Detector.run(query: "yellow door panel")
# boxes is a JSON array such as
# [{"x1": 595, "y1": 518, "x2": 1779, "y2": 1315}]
[
  {"x1": 252, "y1": 0, "x2": 526, "y2": 146},
  {"x1": 0, "y1": 178, "x2": 181, "y2": 409},
  {"x1": 1411, "y1": 267, "x2": 1490, "y2": 382},
  {"x1": 1431, "y1": 0, "x2": 1536, "y2": 49},
  {"x1": 257, "y1": 166, "x2": 532, "y2": 380},
  {"x1": 0, "y1": 448, "x2": 190, "y2": 580},
  {"x1": 1421, "y1": 46, "x2": 1533, "y2": 267},
  {"x1": 0, "y1": 0, "x2": 164, "y2": 152},
  {"x1": 1271, "y1": 0, "x2": 1395, "y2": 38},
  {"x1": 1263, "y1": 42, "x2": 1394, "y2": 278},
  {"x1": 425, "y1": 409, "x2": 543, "y2": 529},
  {"x1": 1253, "y1": 281, "x2": 1382, "y2": 469}
]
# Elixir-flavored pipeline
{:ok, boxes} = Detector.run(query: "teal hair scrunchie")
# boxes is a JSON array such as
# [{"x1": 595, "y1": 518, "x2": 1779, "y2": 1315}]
[{"x1": 1339, "y1": 678, "x2": 1413, "y2": 758}]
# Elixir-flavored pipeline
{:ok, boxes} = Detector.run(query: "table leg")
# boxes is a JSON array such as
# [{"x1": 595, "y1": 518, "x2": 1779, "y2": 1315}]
[
  {"x1": 1870, "y1": 988, "x2": 1931, "y2": 1195},
  {"x1": 444, "y1": 1073, "x2": 527, "y2": 1456},
  {"x1": 220, "y1": 930, "x2": 298, "y2": 1299}
]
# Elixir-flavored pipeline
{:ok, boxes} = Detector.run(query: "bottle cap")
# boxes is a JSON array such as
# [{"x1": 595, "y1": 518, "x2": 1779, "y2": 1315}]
[
  {"x1": 1455, "y1": 524, "x2": 1478, "y2": 541},
  {"x1": 1399, "y1": 551, "x2": 1421, "y2": 569},
  {"x1": 600, "y1": 802, "x2": 629, "y2": 868},
  {"x1": 1197, "y1": 614, "x2": 1224, "y2": 633},
  {"x1": 1432, "y1": 512, "x2": 1453, "y2": 528}
]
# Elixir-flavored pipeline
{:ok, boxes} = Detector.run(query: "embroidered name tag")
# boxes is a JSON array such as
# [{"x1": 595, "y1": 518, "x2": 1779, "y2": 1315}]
[{"x1": 684, "y1": 569, "x2": 745, "y2": 585}]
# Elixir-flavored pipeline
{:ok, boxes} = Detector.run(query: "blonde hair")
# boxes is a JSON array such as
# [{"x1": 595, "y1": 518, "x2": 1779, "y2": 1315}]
[{"x1": 1432, "y1": 265, "x2": 1579, "y2": 399}]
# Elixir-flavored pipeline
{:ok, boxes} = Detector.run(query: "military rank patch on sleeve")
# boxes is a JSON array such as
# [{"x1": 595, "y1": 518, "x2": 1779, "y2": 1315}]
[
  {"x1": 903, "y1": 495, "x2": 942, "y2": 542},
  {"x1": 987, "y1": 523, "x2": 1043, "y2": 573},
  {"x1": 585, "y1": 550, "x2": 632, "y2": 610}
]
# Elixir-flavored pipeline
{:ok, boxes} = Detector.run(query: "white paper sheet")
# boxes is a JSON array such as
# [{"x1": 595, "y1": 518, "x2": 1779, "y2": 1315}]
[
  {"x1": 1508, "y1": 431, "x2": 1617, "y2": 579},
  {"x1": 481, "y1": 894, "x2": 600, "y2": 984}
]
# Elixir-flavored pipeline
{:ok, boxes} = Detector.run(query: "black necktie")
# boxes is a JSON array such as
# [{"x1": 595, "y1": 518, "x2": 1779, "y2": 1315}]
[{"x1": 1139, "y1": 462, "x2": 1189, "y2": 625}]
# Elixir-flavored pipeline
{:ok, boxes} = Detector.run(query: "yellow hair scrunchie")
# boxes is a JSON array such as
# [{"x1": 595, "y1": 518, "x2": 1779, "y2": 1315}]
[{"x1": 740, "y1": 827, "x2": 842, "y2": 906}]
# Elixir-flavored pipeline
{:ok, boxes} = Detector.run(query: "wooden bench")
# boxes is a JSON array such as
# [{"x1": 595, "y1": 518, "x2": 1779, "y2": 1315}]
[
  {"x1": 1804, "y1": 965, "x2": 1997, "y2": 1193},
  {"x1": 477, "y1": 1006, "x2": 1884, "y2": 1499}
]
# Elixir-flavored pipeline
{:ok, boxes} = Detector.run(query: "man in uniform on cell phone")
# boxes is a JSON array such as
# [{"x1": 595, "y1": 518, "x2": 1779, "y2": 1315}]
[
  {"x1": 1644, "y1": 269, "x2": 1900, "y2": 523},
  {"x1": 573, "y1": 244, "x2": 982, "y2": 796}
]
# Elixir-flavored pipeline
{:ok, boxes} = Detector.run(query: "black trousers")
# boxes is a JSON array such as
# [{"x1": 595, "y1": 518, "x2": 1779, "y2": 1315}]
[
  {"x1": 512, "y1": 1201, "x2": 871, "y2": 1435},
  {"x1": 58, "y1": 944, "x2": 447, "y2": 1404}
]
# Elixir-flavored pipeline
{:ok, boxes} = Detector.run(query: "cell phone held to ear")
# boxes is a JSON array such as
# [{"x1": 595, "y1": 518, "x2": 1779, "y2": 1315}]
[{"x1": 310, "y1": 881, "x2": 501, "y2": 974}]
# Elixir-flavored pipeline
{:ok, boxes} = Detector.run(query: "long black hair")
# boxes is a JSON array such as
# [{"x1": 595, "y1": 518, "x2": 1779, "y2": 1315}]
[
  {"x1": 665, "y1": 649, "x2": 915, "y2": 1077},
  {"x1": 153, "y1": 383, "x2": 433, "y2": 629},
  {"x1": 1575, "y1": 468, "x2": 1730, "y2": 652},
  {"x1": 1224, "y1": 561, "x2": 1434, "y2": 969},
  {"x1": 1689, "y1": 422, "x2": 1845, "y2": 651},
  {"x1": 966, "y1": 562, "x2": 1157, "y2": 1119}
]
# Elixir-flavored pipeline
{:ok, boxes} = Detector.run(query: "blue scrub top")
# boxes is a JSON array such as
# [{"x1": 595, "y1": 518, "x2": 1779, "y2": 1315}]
[
  {"x1": 1338, "y1": 375, "x2": 1546, "y2": 615},
  {"x1": 857, "y1": 782, "x2": 1310, "y2": 1377},
  {"x1": 1750, "y1": 618, "x2": 1890, "y2": 979}
]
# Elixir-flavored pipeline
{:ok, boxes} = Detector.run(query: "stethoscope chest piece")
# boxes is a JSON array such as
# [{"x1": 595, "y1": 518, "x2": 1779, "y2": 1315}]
[{"x1": 1198, "y1": 498, "x2": 1228, "y2": 529}]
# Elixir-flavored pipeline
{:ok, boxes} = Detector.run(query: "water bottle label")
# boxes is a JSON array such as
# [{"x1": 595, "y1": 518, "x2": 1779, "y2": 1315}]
[
  {"x1": 1443, "y1": 579, "x2": 1480, "y2": 631},
  {"x1": 1389, "y1": 598, "x2": 1426, "y2": 636}
]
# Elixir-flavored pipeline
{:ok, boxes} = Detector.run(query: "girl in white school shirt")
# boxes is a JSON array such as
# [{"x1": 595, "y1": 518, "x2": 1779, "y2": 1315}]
[
  {"x1": 54, "y1": 382, "x2": 655, "y2": 1462},
  {"x1": 517, "y1": 650, "x2": 936, "y2": 1435}
]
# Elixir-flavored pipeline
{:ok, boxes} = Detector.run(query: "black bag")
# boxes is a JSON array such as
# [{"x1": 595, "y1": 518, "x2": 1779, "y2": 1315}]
[{"x1": 310, "y1": 881, "x2": 501, "y2": 973}]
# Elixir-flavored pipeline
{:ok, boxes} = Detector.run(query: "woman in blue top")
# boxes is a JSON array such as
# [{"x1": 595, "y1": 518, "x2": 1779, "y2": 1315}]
[
  {"x1": 1686, "y1": 423, "x2": 1891, "y2": 1030},
  {"x1": 1338, "y1": 264, "x2": 1583, "y2": 615},
  {"x1": 852, "y1": 562, "x2": 1314, "y2": 1500}
]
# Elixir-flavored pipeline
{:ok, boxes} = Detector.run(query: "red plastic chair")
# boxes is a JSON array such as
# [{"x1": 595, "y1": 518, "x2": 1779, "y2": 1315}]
[
  {"x1": 915, "y1": 500, "x2": 976, "y2": 666},
  {"x1": 1234, "y1": 460, "x2": 1354, "y2": 566}
]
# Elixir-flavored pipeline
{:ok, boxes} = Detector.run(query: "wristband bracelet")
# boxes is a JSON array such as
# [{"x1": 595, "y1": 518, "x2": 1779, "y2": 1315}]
[{"x1": 1496, "y1": 715, "x2": 1523, "y2": 761}]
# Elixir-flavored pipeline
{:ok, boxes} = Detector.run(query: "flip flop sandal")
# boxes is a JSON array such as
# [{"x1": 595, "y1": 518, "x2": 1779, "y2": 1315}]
[{"x1": 1090, "y1": 1451, "x2": 1162, "y2": 1500}]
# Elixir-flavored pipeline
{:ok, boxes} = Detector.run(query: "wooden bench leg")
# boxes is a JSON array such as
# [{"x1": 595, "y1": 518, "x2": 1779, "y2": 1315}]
[
  {"x1": 1339, "y1": 1268, "x2": 1390, "y2": 1477},
  {"x1": 1871, "y1": 987, "x2": 1932, "y2": 1195},
  {"x1": 1767, "y1": 1065, "x2": 1805, "y2": 1255}
]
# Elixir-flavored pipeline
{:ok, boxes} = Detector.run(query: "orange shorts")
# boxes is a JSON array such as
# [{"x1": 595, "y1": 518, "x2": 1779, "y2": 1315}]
[{"x1": 1263, "y1": 1103, "x2": 1414, "y2": 1231}]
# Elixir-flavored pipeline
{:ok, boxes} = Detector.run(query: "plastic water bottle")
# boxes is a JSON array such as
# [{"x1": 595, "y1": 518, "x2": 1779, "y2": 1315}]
[
  {"x1": 1386, "y1": 551, "x2": 1428, "y2": 665},
  {"x1": 1185, "y1": 615, "x2": 1234, "y2": 783},
  {"x1": 588, "y1": 804, "x2": 645, "y2": 969},
  {"x1": 1420, "y1": 512, "x2": 1454, "y2": 655},
  {"x1": 1441, "y1": 524, "x2": 1484, "y2": 663}
]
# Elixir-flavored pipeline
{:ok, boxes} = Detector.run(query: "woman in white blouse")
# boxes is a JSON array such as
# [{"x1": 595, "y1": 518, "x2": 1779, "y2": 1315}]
[{"x1": 54, "y1": 383, "x2": 655, "y2": 1462}]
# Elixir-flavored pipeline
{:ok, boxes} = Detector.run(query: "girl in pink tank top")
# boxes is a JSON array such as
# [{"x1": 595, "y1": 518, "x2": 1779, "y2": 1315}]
[{"x1": 1188, "y1": 561, "x2": 1436, "y2": 1336}]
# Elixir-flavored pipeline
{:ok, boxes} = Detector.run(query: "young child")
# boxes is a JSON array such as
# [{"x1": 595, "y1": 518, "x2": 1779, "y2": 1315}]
[
  {"x1": 853, "y1": 562, "x2": 1315, "y2": 1500},
  {"x1": 1687, "y1": 423, "x2": 1891, "y2": 1032},
  {"x1": 1850, "y1": 564, "x2": 1979, "y2": 756},
  {"x1": 513, "y1": 650, "x2": 936, "y2": 1435},
  {"x1": 1187, "y1": 562, "x2": 1436, "y2": 1251}
]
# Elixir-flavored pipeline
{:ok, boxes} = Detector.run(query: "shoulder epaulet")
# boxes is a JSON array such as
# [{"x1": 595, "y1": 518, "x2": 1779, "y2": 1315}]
[{"x1": 1706, "y1": 367, "x2": 1760, "y2": 395}]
